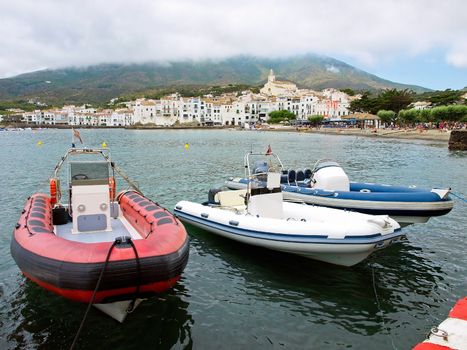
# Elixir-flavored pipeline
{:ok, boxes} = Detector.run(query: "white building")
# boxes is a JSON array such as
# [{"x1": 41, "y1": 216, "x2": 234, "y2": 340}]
[
  {"x1": 411, "y1": 101, "x2": 431, "y2": 110},
  {"x1": 109, "y1": 109, "x2": 133, "y2": 126},
  {"x1": 260, "y1": 69, "x2": 298, "y2": 97},
  {"x1": 23, "y1": 110, "x2": 42, "y2": 124},
  {"x1": 133, "y1": 99, "x2": 157, "y2": 124}
]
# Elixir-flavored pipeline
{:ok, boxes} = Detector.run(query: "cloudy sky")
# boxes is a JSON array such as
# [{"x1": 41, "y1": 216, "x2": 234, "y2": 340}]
[{"x1": 1, "y1": 0, "x2": 466, "y2": 89}]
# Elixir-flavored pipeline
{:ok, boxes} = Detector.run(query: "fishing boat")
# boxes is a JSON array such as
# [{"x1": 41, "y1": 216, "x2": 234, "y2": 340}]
[
  {"x1": 11, "y1": 148, "x2": 189, "y2": 322},
  {"x1": 174, "y1": 170, "x2": 403, "y2": 267},
  {"x1": 413, "y1": 296, "x2": 467, "y2": 350},
  {"x1": 225, "y1": 152, "x2": 453, "y2": 226}
]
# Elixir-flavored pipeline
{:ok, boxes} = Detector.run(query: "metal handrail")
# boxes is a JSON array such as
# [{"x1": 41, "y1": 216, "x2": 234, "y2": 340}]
[
  {"x1": 52, "y1": 148, "x2": 141, "y2": 193},
  {"x1": 243, "y1": 151, "x2": 284, "y2": 178}
]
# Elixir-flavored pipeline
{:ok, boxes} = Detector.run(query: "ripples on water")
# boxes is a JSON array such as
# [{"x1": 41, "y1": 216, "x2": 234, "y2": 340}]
[{"x1": 0, "y1": 129, "x2": 465, "y2": 349}]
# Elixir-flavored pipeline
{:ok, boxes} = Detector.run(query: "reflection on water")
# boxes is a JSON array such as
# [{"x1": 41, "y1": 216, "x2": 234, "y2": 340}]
[
  {"x1": 187, "y1": 224, "x2": 444, "y2": 339},
  {"x1": 5, "y1": 276, "x2": 193, "y2": 350},
  {"x1": 0, "y1": 129, "x2": 465, "y2": 349}
]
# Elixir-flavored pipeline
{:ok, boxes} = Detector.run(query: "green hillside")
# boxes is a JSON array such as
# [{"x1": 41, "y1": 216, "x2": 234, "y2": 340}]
[{"x1": 0, "y1": 55, "x2": 430, "y2": 104}]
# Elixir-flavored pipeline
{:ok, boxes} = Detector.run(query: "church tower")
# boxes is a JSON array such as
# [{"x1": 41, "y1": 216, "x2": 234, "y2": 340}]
[{"x1": 268, "y1": 69, "x2": 275, "y2": 83}]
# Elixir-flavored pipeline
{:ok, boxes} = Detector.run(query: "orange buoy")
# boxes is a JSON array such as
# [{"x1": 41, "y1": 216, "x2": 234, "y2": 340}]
[
  {"x1": 50, "y1": 178, "x2": 58, "y2": 206},
  {"x1": 109, "y1": 177, "x2": 116, "y2": 201}
]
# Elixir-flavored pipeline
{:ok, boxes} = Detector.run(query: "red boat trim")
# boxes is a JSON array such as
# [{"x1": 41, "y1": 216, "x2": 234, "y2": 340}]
[
  {"x1": 448, "y1": 297, "x2": 467, "y2": 321},
  {"x1": 412, "y1": 344, "x2": 453, "y2": 350},
  {"x1": 23, "y1": 271, "x2": 181, "y2": 304}
]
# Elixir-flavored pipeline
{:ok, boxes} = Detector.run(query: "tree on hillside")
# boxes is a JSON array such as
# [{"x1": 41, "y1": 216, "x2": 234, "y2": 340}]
[
  {"x1": 350, "y1": 89, "x2": 414, "y2": 115},
  {"x1": 378, "y1": 89, "x2": 413, "y2": 113},
  {"x1": 349, "y1": 91, "x2": 379, "y2": 114},
  {"x1": 339, "y1": 88, "x2": 356, "y2": 96},
  {"x1": 268, "y1": 110, "x2": 296, "y2": 124},
  {"x1": 429, "y1": 89, "x2": 462, "y2": 106}
]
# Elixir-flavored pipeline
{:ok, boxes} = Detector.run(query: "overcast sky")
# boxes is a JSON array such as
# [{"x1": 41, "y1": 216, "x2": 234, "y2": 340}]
[{"x1": 0, "y1": 0, "x2": 466, "y2": 89}]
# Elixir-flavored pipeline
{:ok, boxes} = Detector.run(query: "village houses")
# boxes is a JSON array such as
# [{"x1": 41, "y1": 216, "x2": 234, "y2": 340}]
[{"x1": 22, "y1": 70, "x2": 353, "y2": 127}]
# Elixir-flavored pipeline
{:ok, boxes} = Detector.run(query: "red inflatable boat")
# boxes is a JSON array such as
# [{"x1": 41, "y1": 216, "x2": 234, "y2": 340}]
[
  {"x1": 10, "y1": 148, "x2": 189, "y2": 321},
  {"x1": 413, "y1": 297, "x2": 467, "y2": 349}
]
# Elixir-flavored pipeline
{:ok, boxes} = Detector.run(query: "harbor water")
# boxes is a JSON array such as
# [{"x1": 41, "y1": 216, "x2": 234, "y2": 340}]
[{"x1": 0, "y1": 129, "x2": 465, "y2": 349}]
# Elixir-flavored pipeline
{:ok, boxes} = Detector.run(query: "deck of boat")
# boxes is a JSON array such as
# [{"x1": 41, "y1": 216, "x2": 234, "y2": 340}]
[{"x1": 55, "y1": 216, "x2": 142, "y2": 243}]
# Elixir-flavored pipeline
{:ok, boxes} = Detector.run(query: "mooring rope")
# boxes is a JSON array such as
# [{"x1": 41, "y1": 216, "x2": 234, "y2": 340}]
[
  {"x1": 371, "y1": 263, "x2": 398, "y2": 350},
  {"x1": 450, "y1": 191, "x2": 467, "y2": 203},
  {"x1": 69, "y1": 239, "x2": 118, "y2": 350}
]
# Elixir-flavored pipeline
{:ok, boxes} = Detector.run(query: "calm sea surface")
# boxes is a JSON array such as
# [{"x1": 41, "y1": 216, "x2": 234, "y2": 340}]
[{"x1": 0, "y1": 129, "x2": 465, "y2": 349}]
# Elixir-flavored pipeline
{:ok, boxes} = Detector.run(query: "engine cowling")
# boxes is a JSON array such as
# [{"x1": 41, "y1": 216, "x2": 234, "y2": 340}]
[{"x1": 311, "y1": 160, "x2": 350, "y2": 191}]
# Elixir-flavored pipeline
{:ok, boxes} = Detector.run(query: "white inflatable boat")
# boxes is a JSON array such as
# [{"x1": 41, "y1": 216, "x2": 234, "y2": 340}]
[{"x1": 174, "y1": 173, "x2": 403, "y2": 267}]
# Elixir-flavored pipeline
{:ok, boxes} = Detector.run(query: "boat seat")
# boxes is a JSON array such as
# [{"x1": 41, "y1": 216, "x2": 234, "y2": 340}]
[
  {"x1": 216, "y1": 190, "x2": 247, "y2": 209},
  {"x1": 304, "y1": 168, "x2": 312, "y2": 179},
  {"x1": 288, "y1": 169, "x2": 296, "y2": 185},
  {"x1": 296, "y1": 170, "x2": 305, "y2": 183}
]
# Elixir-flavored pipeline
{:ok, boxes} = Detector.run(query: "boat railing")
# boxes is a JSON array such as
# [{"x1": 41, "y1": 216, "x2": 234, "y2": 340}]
[
  {"x1": 243, "y1": 151, "x2": 284, "y2": 178},
  {"x1": 52, "y1": 148, "x2": 141, "y2": 195}
]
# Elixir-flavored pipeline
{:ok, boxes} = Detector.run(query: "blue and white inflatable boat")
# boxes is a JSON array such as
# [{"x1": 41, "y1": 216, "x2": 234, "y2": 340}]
[
  {"x1": 225, "y1": 153, "x2": 453, "y2": 226},
  {"x1": 175, "y1": 172, "x2": 403, "y2": 267}
]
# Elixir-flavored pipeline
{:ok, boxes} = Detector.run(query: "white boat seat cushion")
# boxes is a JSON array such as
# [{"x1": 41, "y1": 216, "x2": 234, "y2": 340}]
[{"x1": 216, "y1": 190, "x2": 247, "y2": 208}]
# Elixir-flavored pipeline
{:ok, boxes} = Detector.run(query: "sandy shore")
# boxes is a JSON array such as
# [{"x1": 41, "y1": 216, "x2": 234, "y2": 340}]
[{"x1": 261, "y1": 126, "x2": 452, "y2": 142}]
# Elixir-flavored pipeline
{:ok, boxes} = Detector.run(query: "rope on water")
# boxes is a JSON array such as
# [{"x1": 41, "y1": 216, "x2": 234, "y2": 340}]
[
  {"x1": 450, "y1": 191, "x2": 467, "y2": 203},
  {"x1": 371, "y1": 263, "x2": 398, "y2": 350},
  {"x1": 69, "y1": 239, "x2": 118, "y2": 350}
]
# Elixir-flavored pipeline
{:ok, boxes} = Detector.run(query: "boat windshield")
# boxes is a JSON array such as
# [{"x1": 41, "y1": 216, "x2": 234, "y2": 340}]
[
  {"x1": 69, "y1": 161, "x2": 110, "y2": 184},
  {"x1": 244, "y1": 152, "x2": 284, "y2": 178}
]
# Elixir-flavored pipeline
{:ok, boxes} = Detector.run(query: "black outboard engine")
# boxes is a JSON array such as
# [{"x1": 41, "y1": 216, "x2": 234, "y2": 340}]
[{"x1": 208, "y1": 188, "x2": 222, "y2": 204}]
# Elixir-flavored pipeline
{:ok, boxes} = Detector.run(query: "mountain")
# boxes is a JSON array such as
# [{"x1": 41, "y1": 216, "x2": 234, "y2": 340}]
[{"x1": 0, "y1": 55, "x2": 430, "y2": 104}]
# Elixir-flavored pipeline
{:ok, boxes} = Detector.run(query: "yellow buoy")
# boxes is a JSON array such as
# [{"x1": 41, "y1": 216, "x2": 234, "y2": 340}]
[
  {"x1": 102, "y1": 142, "x2": 107, "y2": 148},
  {"x1": 184, "y1": 143, "x2": 189, "y2": 151},
  {"x1": 37, "y1": 141, "x2": 43, "y2": 146}
]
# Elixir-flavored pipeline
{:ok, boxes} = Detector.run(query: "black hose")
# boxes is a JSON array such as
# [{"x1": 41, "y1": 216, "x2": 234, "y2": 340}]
[
  {"x1": 126, "y1": 239, "x2": 141, "y2": 313},
  {"x1": 69, "y1": 239, "x2": 118, "y2": 350}
]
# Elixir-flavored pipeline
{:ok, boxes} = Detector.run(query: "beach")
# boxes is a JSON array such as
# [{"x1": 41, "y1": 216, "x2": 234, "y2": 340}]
[{"x1": 260, "y1": 126, "x2": 452, "y2": 142}]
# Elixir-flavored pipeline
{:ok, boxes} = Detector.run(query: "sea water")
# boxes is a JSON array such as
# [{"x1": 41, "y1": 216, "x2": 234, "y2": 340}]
[{"x1": 0, "y1": 129, "x2": 465, "y2": 349}]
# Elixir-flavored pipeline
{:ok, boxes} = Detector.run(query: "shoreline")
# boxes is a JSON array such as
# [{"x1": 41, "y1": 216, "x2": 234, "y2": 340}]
[
  {"x1": 2, "y1": 123, "x2": 452, "y2": 142},
  {"x1": 257, "y1": 126, "x2": 452, "y2": 142}
]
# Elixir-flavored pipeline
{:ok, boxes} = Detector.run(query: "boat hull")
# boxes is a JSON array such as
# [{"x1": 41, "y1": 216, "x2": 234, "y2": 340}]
[{"x1": 174, "y1": 201, "x2": 404, "y2": 267}]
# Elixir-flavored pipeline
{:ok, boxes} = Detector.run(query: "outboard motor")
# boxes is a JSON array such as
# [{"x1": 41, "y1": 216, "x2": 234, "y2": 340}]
[
  {"x1": 310, "y1": 159, "x2": 350, "y2": 191},
  {"x1": 253, "y1": 160, "x2": 269, "y2": 182},
  {"x1": 208, "y1": 188, "x2": 222, "y2": 204}
]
